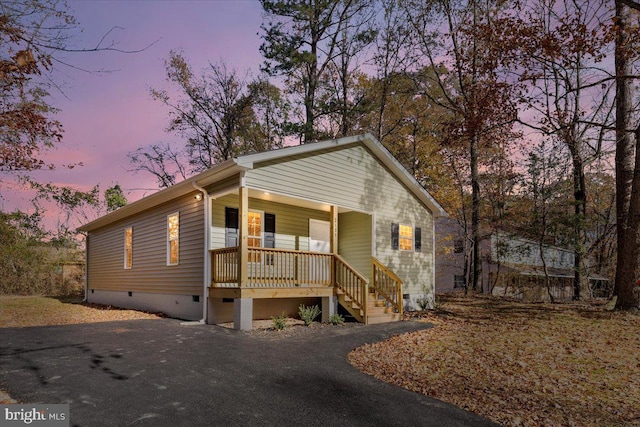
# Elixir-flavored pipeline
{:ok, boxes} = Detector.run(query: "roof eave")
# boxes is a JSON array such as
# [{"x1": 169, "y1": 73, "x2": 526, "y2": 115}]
[
  {"x1": 77, "y1": 159, "x2": 241, "y2": 232},
  {"x1": 237, "y1": 133, "x2": 448, "y2": 218}
]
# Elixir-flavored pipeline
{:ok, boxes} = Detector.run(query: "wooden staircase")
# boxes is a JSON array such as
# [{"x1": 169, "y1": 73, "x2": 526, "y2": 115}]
[
  {"x1": 335, "y1": 255, "x2": 403, "y2": 324},
  {"x1": 336, "y1": 287, "x2": 401, "y2": 324}
]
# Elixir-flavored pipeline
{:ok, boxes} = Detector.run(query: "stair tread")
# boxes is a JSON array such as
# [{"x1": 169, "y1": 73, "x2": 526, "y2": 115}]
[{"x1": 366, "y1": 313, "x2": 402, "y2": 324}]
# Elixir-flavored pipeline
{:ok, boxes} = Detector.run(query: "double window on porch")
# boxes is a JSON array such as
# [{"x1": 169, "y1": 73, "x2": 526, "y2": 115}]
[
  {"x1": 225, "y1": 208, "x2": 276, "y2": 264},
  {"x1": 221, "y1": 207, "x2": 328, "y2": 286}
]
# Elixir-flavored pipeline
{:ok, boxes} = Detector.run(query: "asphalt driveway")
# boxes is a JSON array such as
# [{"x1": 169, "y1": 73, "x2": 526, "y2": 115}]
[{"x1": 0, "y1": 319, "x2": 497, "y2": 427}]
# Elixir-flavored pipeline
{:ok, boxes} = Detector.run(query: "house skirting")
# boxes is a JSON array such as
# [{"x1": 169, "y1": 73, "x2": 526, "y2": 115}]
[{"x1": 87, "y1": 289, "x2": 202, "y2": 320}]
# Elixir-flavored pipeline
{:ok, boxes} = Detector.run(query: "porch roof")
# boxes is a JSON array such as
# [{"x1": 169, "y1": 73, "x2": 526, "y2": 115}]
[{"x1": 78, "y1": 134, "x2": 447, "y2": 232}]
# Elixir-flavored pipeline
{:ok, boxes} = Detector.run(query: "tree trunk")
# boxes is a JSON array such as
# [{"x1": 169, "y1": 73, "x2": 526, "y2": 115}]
[
  {"x1": 614, "y1": 0, "x2": 639, "y2": 309},
  {"x1": 540, "y1": 240, "x2": 555, "y2": 303},
  {"x1": 572, "y1": 153, "x2": 586, "y2": 300},
  {"x1": 471, "y1": 131, "x2": 481, "y2": 292}
]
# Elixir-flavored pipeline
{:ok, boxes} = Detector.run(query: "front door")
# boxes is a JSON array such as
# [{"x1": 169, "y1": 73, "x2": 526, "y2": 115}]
[{"x1": 309, "y1": 219, "x2": 331, "y2": 253}]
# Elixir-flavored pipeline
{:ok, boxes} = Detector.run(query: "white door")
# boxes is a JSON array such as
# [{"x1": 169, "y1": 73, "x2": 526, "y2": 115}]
[{"x1": 309, "y1": 219, "x2": 331, "y2": 253}]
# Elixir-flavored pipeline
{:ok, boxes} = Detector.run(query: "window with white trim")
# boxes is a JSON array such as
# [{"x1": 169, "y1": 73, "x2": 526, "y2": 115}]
[
  {"x1": 247, "y1": 210, "x2": 263, "y2": 263},
  {"x1": 124, "y1": 227, "x2": 132, "y2": 269},
  {"x1": 248, "y1": 210, "x2": 263, "y2": 248},
  {"x1": 167, "y1": 212, "x2": 179, "y2": 265},
  {"x1": 399, "y1": 224, "x2": 413, "y2": 251}
]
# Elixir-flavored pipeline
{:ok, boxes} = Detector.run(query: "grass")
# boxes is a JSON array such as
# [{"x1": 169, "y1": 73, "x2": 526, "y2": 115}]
[
  {"x1": 0, "y1": 295, "x2": 161, "y2": 328},
  {"x1": 349, "y1": 294, "x2": 640, "y2": 427}
]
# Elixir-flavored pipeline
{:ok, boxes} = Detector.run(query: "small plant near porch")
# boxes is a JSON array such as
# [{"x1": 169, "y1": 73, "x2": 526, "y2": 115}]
[
  {"x1": 271, "y1": 312, "x2": 288, "y2": 330},
  {"x1": 328, "y1": 313, "x2": 344, "y2": 325},
  {"x1": 298, "y1": 304, "x2": 321, "y2": 326}
]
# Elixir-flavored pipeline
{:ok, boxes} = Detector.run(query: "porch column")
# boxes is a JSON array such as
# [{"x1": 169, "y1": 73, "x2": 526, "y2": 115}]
[
  {"x1": 238, "y1": 186, "x2": 249, "y2": 288},
  {"x1": 233, "y1": 298, "x2": 253, "y2": 331},
  {"x1": 330, "y1": 205, "x2": 338, "y2": 254},
  {"x1": 321, "y1": 295, "x2": 337, "y2": 323}
]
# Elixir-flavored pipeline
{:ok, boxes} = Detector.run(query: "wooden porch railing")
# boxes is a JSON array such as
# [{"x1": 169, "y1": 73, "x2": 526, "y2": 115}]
[
  {"x1": 211, "y1": 247, "x2": 333, "y2": 288},
  {"x1": 334, "y1": 254, "x2": 369, "y2": 318},
  {"x1": 211, "y1": 247, "x2": 238, "y2": 285},
  {"x1": 371, "y1": 257, "x2": 403, "y2": 316},
  {"x1": 211, "y1": 248, "x2": 401, "y2": 320}
]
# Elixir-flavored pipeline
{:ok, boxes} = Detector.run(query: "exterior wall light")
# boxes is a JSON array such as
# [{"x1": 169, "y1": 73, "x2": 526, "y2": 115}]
[{"x1": 194, "y1": 194, "x2": 203, "y2": 201}]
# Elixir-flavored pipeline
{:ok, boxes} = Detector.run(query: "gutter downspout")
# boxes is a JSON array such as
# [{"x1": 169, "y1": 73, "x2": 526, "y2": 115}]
[
  {"x1": 192, "y1": 180, "x2": 210, "y2": 324},
  {"x1": 83, "y1": 234, "x2": 89, "y2": 302}
]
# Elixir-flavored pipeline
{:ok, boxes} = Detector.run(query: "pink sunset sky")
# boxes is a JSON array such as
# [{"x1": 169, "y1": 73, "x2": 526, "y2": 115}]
[{"x1": 1, "y1": 0, "x2": 267, "y2": 224}]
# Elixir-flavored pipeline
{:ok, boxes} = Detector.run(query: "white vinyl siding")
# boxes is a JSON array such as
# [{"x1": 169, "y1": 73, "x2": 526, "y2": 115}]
[
  {"x1": 338, "y1": 211, "x2": 372, "y2": 279},
  {"x1": 245, "y1": 143, "x2": 434, "y2": 298},
  {"x1": 210, "y1": 194, "x2": 330, "y2": 251}
]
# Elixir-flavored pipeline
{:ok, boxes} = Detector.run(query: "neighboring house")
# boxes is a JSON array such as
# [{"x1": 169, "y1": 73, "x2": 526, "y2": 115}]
[
  {"x1": 435, "y1": 217, "x2": 469, "y2": 293},
  {"x1": 435, "y1": 218, "x2": 610, "y2": 300},
  {"x1": 78, "y1": 134, "x2": 447, "y2": 330}
]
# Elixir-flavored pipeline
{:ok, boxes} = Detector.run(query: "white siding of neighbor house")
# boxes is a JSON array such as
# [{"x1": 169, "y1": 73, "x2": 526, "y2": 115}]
[
  {"x1": 245, "y1": 143, "x2": 435, "y2": 307},
  {"x1": 210, "y1": 194, "x2": 330, "y2": 251},
  {"x1": 86, "y1": 191, "x2": 205, "y2": 298},
  {"x1": 491, "y1": 235, "x2": 574, "y2": 270},
  {"x1": 435, "y1": 217, "x2": 466, "y2": 293}
]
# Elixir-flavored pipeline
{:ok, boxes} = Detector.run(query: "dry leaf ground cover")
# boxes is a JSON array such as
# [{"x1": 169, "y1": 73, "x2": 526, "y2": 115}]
[
  {"x1": 0, "y1": 295, "x2": 162, "y2": 328},
  {"x1": 349, "y1": 294, "x2": 640, "y2": 427}
]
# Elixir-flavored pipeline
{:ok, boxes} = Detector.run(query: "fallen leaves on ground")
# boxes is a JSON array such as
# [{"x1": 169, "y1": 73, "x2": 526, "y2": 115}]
[
  {"x1": 0, "y1": 295, "x2": 162, "y2": 328},
  {"x1": 348, "y1": 294, "x2": 640, "y2": 427}
]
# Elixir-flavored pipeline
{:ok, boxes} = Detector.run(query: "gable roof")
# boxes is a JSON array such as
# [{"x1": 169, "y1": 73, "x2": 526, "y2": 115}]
[{"x1": 78, "y1": 134, "x2": 447, "y2": 232}]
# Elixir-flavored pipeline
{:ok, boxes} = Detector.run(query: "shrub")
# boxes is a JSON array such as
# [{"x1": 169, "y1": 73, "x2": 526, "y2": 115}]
[
  {"x1": 271, "y1": 312, "x2": 287, "y2": 330},
  {"x1": 298, "y1": 304, "x2": 321, "y2": 326},
  {"x1": 328, "y1": 313, "x2": 344, "y2": 325},
  {"x1": 416, "y1": 294, "x2": 431, "y2": 311}
]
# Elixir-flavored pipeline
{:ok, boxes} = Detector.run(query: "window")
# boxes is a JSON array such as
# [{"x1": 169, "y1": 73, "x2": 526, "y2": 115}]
[
  {"x1": 167, "y1": 212, "x2": 179, "y2": 265},
  {"x1": 247, "y1": 211, "x2": 263, "y2": 248},
  {"x1": 454, "y1": 239, "x2": 464, "y2": 253},
  {"x1": 224, "y1": 208, "x2": 276, "y2": 262},
  {"x1": 392, "y1": 223, "x2": 421, "y2": 252},
  {"x1": 399, "y1": 224, "x2": 413, "y2": 251},
  {"x1": 454, "y1": 275, "x2": 465, "y2": 288},
  {"x1": 248, "y1": 210, "x2": 263, "y2": 263},
  {"x1": 124, "y1": 227, "x2": 132, "y2": 269}
]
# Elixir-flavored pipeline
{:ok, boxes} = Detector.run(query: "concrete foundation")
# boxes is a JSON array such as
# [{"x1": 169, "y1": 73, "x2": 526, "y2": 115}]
[
  {"x1": 321, "y1": 295, "x2": 337, "y2": 323},
  {"x1": 233, "y1": 298, "x2": 253, "y2": 331},
  {"x1": 87, "y1": 289, "x2": 202, "y2": 320}
]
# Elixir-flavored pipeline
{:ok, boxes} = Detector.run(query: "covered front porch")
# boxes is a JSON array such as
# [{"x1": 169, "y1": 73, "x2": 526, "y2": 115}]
[
  {"x1": 203, "y1": 183, "x2": 405, "y2": 329},
  {"x1": 209, "y1": 246, "x2": 403, "y2": 329}
]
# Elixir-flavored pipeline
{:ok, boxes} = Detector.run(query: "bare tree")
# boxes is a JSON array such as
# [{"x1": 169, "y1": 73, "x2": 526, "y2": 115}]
[
  {"x1": 148, "y1": 51, "x2": 287, "y2": 179},
  {"x1": 403, "y1": 0, "x2": 519, "y2": 292},
  {"x1": 0, "y1": 0, "x2": 155, "y2": 173},
  {"x1": 128, "y1": 142, "x2": 188, "y2": 188},
  {"x1": 496, "y1": 0, "x2": 614, "y2": 299}
]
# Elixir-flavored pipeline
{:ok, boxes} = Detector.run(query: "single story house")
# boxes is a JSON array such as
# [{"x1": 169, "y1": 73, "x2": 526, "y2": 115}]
[{"x1": 78, "y1": 134, "x2": 447, "y2": 329}]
